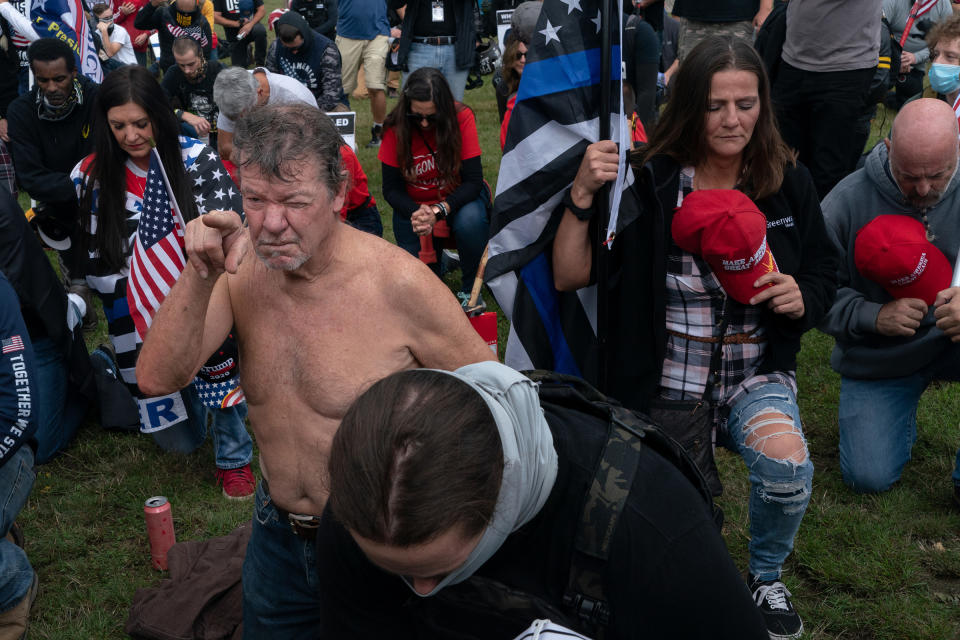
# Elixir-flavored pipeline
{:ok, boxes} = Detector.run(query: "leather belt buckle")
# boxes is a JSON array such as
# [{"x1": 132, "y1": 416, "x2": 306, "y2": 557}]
[{"x1": 287, "y1": 513, "x2": 322, "y2": 539}]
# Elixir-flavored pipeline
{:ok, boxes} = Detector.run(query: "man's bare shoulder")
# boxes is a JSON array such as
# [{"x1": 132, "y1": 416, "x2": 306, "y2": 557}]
[{"x1": 346, "y1": 228, "x2": 442, "y2": 288}]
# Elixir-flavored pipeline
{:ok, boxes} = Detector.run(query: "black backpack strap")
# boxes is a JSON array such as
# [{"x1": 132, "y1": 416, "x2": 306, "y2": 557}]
[
  {"x1": 562, "y1": 415, "x2": 643, "y2": 636},
  {"x1": 525, "y1": 370, "x2": 722, "y2": 636}
]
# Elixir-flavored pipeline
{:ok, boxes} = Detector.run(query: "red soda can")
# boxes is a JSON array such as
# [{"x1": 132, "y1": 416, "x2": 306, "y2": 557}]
[{"x1": 144, "y1": 496, "x2": 176, "y2": 570}]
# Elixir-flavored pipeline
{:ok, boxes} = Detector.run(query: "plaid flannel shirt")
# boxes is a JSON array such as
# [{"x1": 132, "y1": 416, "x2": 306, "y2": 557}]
[{"x1": 658, "y1": 167, "x2": 796, "y2": 414}]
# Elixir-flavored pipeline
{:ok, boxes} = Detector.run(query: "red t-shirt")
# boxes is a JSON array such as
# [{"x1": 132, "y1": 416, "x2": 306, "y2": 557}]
[
  {"x1": 378, "y1": 105, "x2": 482, "y2": 205},
  {"x1": 500, "y1": 94, "x2": 516, "y2": 150},
  {"x1": 340, "y1": 144, "x2": 375, "y2": 220}
]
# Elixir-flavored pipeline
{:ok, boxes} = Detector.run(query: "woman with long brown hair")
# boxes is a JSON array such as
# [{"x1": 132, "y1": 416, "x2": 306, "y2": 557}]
[
  {"x1": 72, "y1": 65, "x2": 255, "y2": 498},
  {"x1": 379, "y1": 66, "x2": 488, "y2": 307},
  {"x1": 553, "y1": 36, "x2": 838, "y2": 640}
]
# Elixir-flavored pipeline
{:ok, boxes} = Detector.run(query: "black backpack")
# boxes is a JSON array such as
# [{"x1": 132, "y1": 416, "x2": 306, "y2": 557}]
[{"x1": 409, "y1": 371, "x2": 721, "y2": 640}]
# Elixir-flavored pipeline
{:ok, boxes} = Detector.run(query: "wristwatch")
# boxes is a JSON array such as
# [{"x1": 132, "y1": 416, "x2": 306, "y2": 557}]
[
  {"x1": 433, "y1": 201, "x2": 449, "y2": 221},
  {"x1": 562, "y1": 186, "x2": 595, "y2": 221}
]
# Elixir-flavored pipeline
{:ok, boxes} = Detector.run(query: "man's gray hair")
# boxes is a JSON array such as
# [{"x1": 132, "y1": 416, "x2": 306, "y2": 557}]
[
  {"x1": 213, "y1": 67, "x2": 258, "y2": 121},
  {"x1": 233, "y1": 104, "x2": 348, "y2": 196}
]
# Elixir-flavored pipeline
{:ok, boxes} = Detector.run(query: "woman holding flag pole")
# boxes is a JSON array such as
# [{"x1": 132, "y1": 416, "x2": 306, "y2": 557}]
[
  {"x1": 553, "y1": 37, "x2": 838, "y2": 640},
  {"x1": 71, "y1": 65, "x2": 256, "y2": 500}
]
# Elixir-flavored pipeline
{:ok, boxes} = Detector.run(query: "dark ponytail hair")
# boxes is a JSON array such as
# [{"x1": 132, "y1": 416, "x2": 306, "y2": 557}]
[
  {"x1": 328, "y1": 370, "x2": 503, "y2": 547},
  {"x1": 78, "y1": 65, "x2": 198, "y2": 270}
]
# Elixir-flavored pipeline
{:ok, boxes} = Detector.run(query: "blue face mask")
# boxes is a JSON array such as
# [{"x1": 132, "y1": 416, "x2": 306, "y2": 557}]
[{"x1": 928, "y1": 63, "x2": 960, "y2": 95}]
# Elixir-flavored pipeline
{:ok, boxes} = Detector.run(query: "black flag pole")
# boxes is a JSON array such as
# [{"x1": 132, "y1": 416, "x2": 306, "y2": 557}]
[{"x1": 595, "y1": 0, "x2": 615, "y2": 393}]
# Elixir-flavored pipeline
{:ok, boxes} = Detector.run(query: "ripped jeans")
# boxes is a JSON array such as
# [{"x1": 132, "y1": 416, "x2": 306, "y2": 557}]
[{"x1": 719, "y1": 382, "x2": 813, "y2": 582}]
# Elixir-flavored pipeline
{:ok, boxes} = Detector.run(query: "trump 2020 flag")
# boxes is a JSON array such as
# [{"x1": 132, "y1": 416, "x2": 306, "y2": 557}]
[
  {"x1": 30, "y1": 0, "x2": 102, "y2": 82},
  {"x1": 485, "y1": 0, "x2": 628, "y2": 380}
]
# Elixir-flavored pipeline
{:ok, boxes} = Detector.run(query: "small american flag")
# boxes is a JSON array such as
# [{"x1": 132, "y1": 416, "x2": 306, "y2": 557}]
[
  {"x1": 1, "y1": 335, "x2": 24, "y2": 354},
  {"x1": 127, "y1": 149, "x2": 187, "y2": 343}
]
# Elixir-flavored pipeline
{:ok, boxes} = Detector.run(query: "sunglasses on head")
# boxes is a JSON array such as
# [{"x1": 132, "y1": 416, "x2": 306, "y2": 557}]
[{"x1": 406, "y1": 112, "x2": 438, "y2": 123}]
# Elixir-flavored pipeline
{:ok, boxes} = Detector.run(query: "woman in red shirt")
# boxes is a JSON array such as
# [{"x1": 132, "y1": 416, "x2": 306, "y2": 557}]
[{"x1": 379, "y1": 67, "x2": 488, "y2": 305}]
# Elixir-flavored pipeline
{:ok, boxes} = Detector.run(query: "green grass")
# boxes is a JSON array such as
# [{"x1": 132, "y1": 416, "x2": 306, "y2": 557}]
[{"x1": 15, "y1": 19, "x2": 960, "y2": 639}]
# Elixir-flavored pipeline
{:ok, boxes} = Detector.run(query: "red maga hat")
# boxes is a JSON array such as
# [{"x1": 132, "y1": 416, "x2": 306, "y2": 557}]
[
  {"x1": 672, "y1": 189, "x2": 779, "y2": 305},
  {"x1": 854, "y1": 214, "x2": 951, "y2": 306}
]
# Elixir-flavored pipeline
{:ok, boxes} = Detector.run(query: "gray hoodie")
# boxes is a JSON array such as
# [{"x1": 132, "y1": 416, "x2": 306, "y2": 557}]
[{"x1": 820, "y1": 142, "x2": 960, "y2": 379}]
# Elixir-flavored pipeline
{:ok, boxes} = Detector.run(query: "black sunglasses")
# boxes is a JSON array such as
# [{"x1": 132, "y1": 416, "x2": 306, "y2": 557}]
[{"x1": 406, "y1": 112, "x2": 438, "y2": 123}]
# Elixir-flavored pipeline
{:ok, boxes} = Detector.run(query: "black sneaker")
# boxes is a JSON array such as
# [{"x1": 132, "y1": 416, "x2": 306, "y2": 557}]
[
  {"x1": 366, "y1": 125, "x2": 383, "y2": 148},
  {"x1": 749, "y1": 574, "x2": 803, "y2": 639}
]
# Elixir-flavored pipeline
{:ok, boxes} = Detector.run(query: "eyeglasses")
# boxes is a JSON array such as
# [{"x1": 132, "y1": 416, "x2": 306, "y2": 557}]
[
  {"x1": 406, "y1": 112, "x2": 438, "y2": 123},
  {"x1": 516, "y1": 51, "x2": 526, "y2": 61}
]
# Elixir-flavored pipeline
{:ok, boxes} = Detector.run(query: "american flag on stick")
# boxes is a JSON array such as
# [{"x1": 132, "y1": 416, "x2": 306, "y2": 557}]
[
  {"x1": 127, "y1": 147, "x2": 187, "y2": 344},
  {"x1": 900, "y1": 0, "x2": 940, "y2": 47}
]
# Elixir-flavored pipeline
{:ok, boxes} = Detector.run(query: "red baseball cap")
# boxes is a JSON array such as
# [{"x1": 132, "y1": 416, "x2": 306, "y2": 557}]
[
  {"x1": 672, "y1": 189, "x2": 779, "y2": 305},
  {"x1": 854, "y1": 214, "x2": 951, "y2": 306}
]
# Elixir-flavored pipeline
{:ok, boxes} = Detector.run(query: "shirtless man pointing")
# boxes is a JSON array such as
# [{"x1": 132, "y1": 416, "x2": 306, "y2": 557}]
[{"x1": 136, "y1": 104, "x2": 494, "y2": 637}]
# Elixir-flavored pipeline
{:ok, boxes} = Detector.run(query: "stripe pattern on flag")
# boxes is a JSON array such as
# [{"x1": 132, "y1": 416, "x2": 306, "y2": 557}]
[
  {"x1": 127, "y1": 149, "x2": 186, "y2": 344},
  {"x1": 486, "y1": 0, "x2": 626, "y2": 380}
]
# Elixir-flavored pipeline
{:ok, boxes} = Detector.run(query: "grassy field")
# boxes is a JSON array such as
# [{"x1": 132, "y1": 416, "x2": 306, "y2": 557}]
[{"x1": 13, "y1": 10, "x2": 960, "y2": 640}]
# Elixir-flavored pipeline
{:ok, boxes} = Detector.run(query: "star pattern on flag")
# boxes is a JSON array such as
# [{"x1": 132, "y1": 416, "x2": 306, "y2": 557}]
[
  {"x1": 591, "y1": 10, "x2": 601, "y2": 33},
  {"x1": 138, "y1": 166, "x2": 176, "y2": 247},
  {"x1": 559, "y1": 0, "x2": 581, "y2": 14},
  {"x1": 193, "y1": 378, "x2": 245, "y2": 408},
  {"x1": 540, "y1": 19, "x2": 562, "y2": 44}
]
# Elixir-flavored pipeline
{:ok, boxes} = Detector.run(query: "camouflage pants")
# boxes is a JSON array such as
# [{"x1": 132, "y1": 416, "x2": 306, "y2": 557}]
[{"x1": 677, "y1": 19, "x2": 754, "y2": 62}]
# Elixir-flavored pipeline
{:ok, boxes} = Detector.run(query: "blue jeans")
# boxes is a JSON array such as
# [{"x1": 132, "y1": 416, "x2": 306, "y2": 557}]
[
  {"x1": 393, "y1": 194, "x2": 490, "y2": 295},
  {"x1": 403, "y1": 42, "x2": 469, "y2": 101},
  {"x1": 0, "y1": 446, "x2": 34, "y2": 612},
  {"x1": 838, "y1": 352, "x2": 960, "y2": 493},
  {"x1": 242, "y1": 481, "x2": 322, "y2": 638},
  {"x1": 719, "y1": 382, "x2": 813, "y2": 581},
  {"x1": 149, "y1": 385, "x2": 253, "y2": 470},
  {"x1": 32, "y1": 337, "x2": 89, "y2": 464}
]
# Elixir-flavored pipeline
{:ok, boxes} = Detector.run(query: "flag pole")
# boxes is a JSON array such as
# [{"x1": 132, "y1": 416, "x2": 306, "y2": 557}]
[{"x1": 594, "y1": 0, "x2": 614, "y2": 393}]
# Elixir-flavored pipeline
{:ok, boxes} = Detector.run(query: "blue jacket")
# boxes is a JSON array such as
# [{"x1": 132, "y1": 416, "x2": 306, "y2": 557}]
[{"x1": 0, "y1": 271, "x2": 37, "y2": 467}]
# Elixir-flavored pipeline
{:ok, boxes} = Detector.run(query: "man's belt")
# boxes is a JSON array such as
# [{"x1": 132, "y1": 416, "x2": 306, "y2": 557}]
[
  {"x1": 412, "y1": 35, "x2": 456, "y2": 45},
  {"x1": 261, "y1": 478, "x2": 322, "y2": 540}
]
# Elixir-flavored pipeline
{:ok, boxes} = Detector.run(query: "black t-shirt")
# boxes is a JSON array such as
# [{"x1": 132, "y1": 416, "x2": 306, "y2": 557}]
[
  {"x1": 672, "y1": 0, "x2": 758, "y2": 22},
  {"x1": 214, "y1": 0, "x2": 264, "y2": 41},
  {"x1": 412, "y1": 0, "x2": 457, "y2": 38},
  {"x1": 160, "y1": 61, "x2": 222, "y2": 143},
  {"x1": 314, "y1": 399, "x2": 770, "y2": 639}
]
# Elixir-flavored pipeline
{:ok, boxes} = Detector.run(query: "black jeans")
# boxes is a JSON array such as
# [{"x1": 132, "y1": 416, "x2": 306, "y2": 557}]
[
  {"x1": 772, "y1": 62, "x2": 875, "y2": 199},
  {"x1": 229, "y1": 23, "x2": 267, "y2": 68}
]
